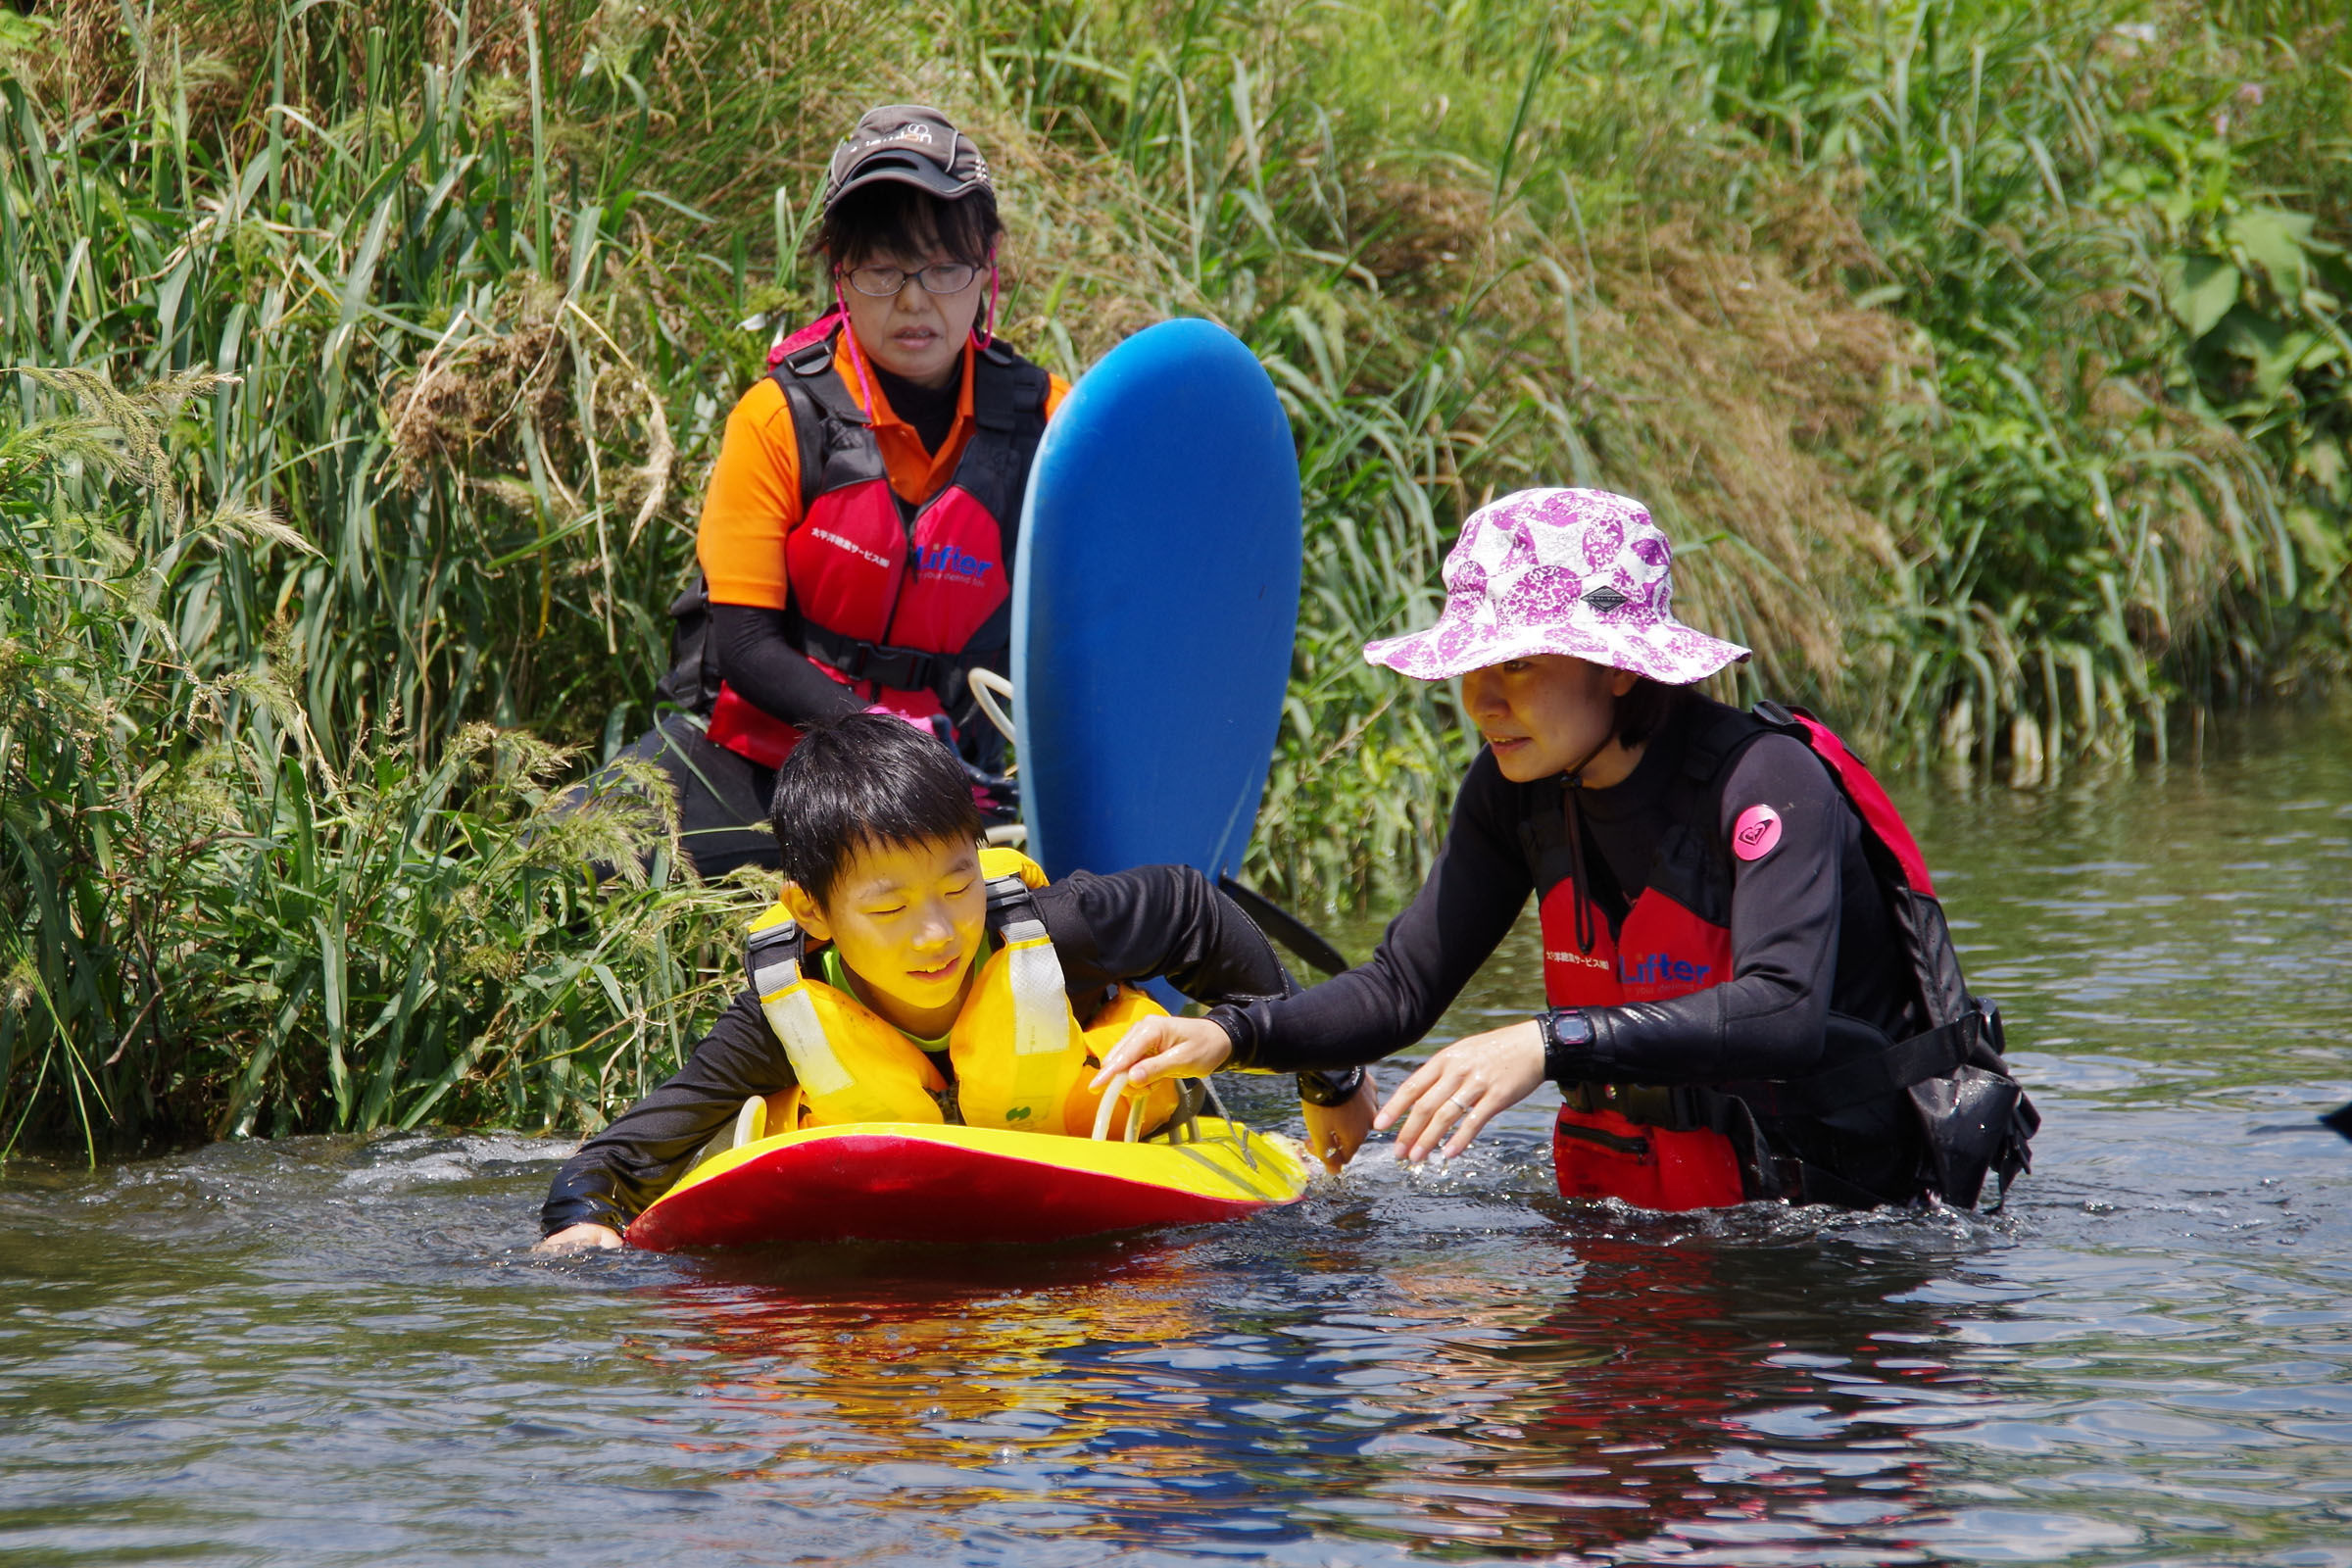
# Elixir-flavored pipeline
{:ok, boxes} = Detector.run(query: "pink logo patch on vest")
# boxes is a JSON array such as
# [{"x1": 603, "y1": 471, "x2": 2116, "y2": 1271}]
[{"x1": 1733, "y1": 804, "x2": 1783, "y2": 861}]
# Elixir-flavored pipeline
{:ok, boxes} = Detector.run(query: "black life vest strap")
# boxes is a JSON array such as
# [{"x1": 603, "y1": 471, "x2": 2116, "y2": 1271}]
[
  {"x1": 743, "y1": 911, "x2": 808, "y2": 1004},
  {"x1": 1515, "y1": 774, "x2": 1617, "y2": 903},
  {"x1": 1811, "y1": 1016, "x2": 1974, "y2": 1113},
  {"x1": 969, "y1": 339, "x2": 1051, "y2": 435},
  {"x1": 794, "y1": 621, "x2": 1000, "y2": 696},
  {"x1": 1671, "y1": 702, "x2": 1786, "y2": 820},
  {"x1": 983, "y1": 869, "x2": 1045, "y2": 940},
  {"x1": 1727, "y1": 1013, "x2": 1978, "y2": 1120},
  {"x1": 773, "y1": 333, "x2": 873, "y2": 514},
  {"x1": 1555, "y1": 1021, "x2": 1966, "y2": 1132},
  {"x1": 651, "y1": 571, "x2": 720, "y2": 714}
]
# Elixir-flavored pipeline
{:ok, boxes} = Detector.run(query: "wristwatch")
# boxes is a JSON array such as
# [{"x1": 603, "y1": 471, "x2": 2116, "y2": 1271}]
[
  {"x1": 1297, "y1": 1065, "x2": 1367, "y2": 1106},
  {"x1": 1539, "y1": 1008, "x2": 1595, "y2": 1083}
]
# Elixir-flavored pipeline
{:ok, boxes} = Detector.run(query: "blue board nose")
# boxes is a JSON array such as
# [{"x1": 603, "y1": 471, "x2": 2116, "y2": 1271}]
[{"x1": 1011, "y1": 318, "x2": 1302, "y2": 918}]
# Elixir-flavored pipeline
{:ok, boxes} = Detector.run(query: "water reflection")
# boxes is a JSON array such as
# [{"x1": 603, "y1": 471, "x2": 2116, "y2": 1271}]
[
  {"x1": 1326, "y1": 1227, "x2": 1950, "y2": 1558},
  {"x1": 611, "y1": 1212, "x2": 1986, "y2": 1562},
  {"x1": 4, "y1": 701, "x2": 2351, "y2": 1566}
]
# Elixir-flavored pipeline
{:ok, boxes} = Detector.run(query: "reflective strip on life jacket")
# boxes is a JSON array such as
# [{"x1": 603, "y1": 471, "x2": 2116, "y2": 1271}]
[{"x1": 746, "y1": 903, "x2": 934, "y2": 1121}]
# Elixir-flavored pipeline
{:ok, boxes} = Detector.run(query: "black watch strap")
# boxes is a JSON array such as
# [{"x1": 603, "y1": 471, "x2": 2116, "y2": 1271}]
[
  {"x1": 1540, "y1": 1008, "x2": 1594, "y2": 1083},
  {"x1": 1298, "y1": 1065, "x2": 1366, "y2": 1106}
]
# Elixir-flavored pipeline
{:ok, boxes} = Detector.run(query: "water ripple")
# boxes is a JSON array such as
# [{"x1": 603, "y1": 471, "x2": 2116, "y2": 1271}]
[{"x1": 6, "y1": 702, "x2": 2352, "y2": 1563}]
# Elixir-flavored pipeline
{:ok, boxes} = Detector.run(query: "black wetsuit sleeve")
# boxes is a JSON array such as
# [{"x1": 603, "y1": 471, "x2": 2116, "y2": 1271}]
[
  {"x1": 1213, "y1": 752, "x2": 1535, "y2": 1072},
  {"x1": 1571, "y1": 734, "x2": 1846, "y2": 1083},
  {"x1": 709, "y1": 603, "x2": 865, "y2": 728},
  {"x1": 1033, "y1": 865, "x2": 1298, "y2": 1008},
  {"x1": 539, "y1": 991, "x2": 792, "y2": 1235}
]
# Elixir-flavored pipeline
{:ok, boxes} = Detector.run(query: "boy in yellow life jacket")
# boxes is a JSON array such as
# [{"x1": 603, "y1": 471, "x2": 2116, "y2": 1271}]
[{"x1": 537, "y1": 712, "x2": 1376, "y2": 1250}]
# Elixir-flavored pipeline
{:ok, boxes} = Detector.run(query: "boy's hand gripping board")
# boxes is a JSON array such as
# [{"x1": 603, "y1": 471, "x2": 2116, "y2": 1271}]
[{"x1": 1010, "y1": 318, "x2": 1302, "y2": 910}]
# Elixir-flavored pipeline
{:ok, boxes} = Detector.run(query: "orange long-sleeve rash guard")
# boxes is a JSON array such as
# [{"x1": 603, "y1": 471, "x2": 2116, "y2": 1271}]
[{"x1": 696, "y1": 334, "x2": 1070, "y2": 612}]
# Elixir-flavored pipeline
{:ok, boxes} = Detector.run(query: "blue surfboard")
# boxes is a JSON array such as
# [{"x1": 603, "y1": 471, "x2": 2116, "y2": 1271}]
[{"x1": 1011, "y1": 318, "x2": 1301, "y2": 934}]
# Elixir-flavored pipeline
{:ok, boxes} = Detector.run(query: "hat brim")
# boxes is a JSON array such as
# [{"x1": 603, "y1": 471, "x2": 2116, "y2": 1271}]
[
  {"x1": 826, "y1": 155, "x2": 985, "y2": 210},
  {"x1": 1362, "y1": 619, "x2": 1750, "y2": 686}
]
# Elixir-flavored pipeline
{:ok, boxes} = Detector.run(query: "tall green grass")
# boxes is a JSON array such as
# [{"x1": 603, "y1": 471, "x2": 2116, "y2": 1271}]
[
  {"x1": 0, "y1": 2, "x2": 823, "y2": 1152},
  {"x1": 1699, "y1": 1, "x2": 2352, "y2": 773},
  {"x1": 965, "y1": 0, "x2": 2349, "y2": 861},
  {"x1": 0, "y1": 367, "x2": 749, "y2": 1151},
  {"x1": 0, "y1": 0, "x2": 2345, "y2": 1151}
]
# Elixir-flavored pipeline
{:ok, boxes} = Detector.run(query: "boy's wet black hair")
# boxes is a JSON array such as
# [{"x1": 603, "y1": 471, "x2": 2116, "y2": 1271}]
[
  {"x1": 769, "y1": 712, "x2": 984, "y2": 906},
  {"x1": 812, "y1": 180, "x2": 1003, "y2": 270}
]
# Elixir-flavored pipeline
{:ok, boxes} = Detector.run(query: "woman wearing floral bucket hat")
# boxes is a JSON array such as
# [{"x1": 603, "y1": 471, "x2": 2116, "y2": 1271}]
[{"x1": 1097, "y1": 488, "x2": 2037, "y2": 1212}]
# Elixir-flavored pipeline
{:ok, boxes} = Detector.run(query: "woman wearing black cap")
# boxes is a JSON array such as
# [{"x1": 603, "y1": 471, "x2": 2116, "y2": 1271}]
[{"x1": 615, "y1": 105, "x2": 1070, "y2": 877}]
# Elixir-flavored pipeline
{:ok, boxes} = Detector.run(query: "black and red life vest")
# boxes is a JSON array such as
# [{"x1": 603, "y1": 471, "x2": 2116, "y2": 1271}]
[
  {"x1": 1527, "y1": 701, "x2": 2036, "y2": 1211},
  {"x1": 656, "y1": 319, "x2": 1051, "y2": 769}
]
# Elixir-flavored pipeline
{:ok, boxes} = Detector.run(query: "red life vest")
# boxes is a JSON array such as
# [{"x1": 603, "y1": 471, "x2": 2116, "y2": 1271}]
[
  {"x1": 1540, "y1": 876, "x2": 1746, "y2": 1208},
  {"x1": 679, "y1": 318, "x2": 1050, "y2": 769},
  {"x1": 1533, "y1": 701, "x2": 2034, "y2": 1211}
]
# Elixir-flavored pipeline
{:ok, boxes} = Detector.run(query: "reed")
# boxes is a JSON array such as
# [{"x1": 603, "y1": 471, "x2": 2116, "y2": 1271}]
[
  {"x1": 963, "y1": 0, "x2": 2349, "y2": 881},
  {"x1": 0, "y1": 0, "x2": 2344, "y2": 1151},
  {"x1": 0, "y1": 369, "x2": 749, "y2": 1151}
]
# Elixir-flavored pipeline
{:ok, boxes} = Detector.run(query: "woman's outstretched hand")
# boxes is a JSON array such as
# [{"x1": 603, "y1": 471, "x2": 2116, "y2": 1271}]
[
  {"x1": 1377, "y1": 1019, "x2": 1548, "y2": 1163},
  {"x1": 1090, "y1": 1013, "x2": 1235, "y2": 1091}
]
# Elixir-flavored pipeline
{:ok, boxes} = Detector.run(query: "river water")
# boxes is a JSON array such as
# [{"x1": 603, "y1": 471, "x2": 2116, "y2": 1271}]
[{"x1": 5, "y1": 702, "x2": 2350, "y2": 1566}]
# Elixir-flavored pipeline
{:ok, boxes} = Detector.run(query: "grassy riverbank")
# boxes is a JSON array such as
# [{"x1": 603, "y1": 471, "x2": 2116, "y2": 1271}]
[{"x1": 4, "y1": 0, "x2": 2347, "y2": 1152}]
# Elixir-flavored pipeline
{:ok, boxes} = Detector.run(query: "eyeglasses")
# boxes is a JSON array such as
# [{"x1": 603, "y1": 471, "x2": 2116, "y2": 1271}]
[{"x1": 841, "y1": 261, "x2": 981, "y2": 297}]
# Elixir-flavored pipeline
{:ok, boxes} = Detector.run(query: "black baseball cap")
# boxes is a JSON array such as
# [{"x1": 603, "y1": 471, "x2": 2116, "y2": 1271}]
[{"x1": 823, "y1": 106, "x2": 993, "y2": 212}]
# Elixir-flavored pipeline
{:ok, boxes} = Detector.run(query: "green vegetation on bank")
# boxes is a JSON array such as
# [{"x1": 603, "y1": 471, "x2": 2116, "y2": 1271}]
[{"x1": 2, "y1": 0, "x2": 2346, "y2": 1152}]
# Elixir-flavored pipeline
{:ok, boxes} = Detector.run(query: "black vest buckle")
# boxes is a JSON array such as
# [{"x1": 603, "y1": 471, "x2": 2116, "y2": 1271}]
[{"x1": 800, "y1": 623, "x2": 942, "y2": 692}]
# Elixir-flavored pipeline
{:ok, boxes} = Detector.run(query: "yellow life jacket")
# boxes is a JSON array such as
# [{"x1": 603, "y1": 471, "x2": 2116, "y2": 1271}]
[{"x1": 743, "y1": 846, "x2": 1182, "y2": 1139}]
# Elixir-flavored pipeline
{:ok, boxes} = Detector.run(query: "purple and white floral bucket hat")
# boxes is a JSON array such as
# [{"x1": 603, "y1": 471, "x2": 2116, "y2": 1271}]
[{"x1": 1362, "y1": 488, "x2": 1750, "y2": 685}]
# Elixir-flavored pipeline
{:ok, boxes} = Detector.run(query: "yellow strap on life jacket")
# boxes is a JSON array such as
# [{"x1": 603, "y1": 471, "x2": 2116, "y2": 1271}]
[{"x1": 978, "y1": 844, "x2": 1049, "y2": 888}]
